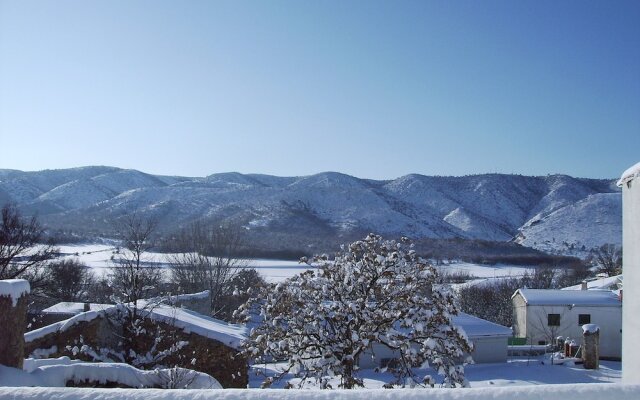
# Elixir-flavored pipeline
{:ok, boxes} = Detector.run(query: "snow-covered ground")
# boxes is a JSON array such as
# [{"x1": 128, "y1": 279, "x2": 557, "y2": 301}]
[
  {"x1": 436, "y1": 262, "x2": 532, "y2": 279},
  {"x1": 55, "y1": 244, "x2": 311, "y2": 282},
  {"x1": 56, "y1": 244, "x2": 532, "y2": 283},
  {"x1": 246, "y1": 357, "x2": 620, "y2": 389}
]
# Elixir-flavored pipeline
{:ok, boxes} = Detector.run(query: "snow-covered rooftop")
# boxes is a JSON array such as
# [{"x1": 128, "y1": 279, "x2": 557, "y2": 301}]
[
  {"x1": 41, "y1": 302, "x2": 112, "y2": 315},
  {"x1": 453, "y1": 313, "x2": 512, "y2": 338},
  {"x1": 562, "y1": 275, "x2": 622, "y2": 291},
  {"x1": 0, "y1": 279, "x2": 30, "y2": 306},
  {"x1": 26, "y1": 303, "x2": 248, "y2": 349},
  {"x1": 618, "y1": 161, "x2": 640, "y2": 186},
  {"x1": 514, "y1": 288, "x2": 621, "y2": 307}
]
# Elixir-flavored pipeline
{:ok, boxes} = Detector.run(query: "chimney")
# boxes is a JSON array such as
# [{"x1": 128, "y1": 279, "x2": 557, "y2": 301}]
[
  {"x1": 84, "y1": 302, "x2": 90, "y2": 312},
  {"x1": 0, "y1": 279, "x2": 30, "y2": 369},
  {"x1": 581, "y1": 281, "x2": 588, "y2": 291}
]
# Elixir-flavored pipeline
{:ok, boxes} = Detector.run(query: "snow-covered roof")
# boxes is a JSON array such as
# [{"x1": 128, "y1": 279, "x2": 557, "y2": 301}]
[
  {"x1": 514, "y1": 288, "x2": 621, "y2": 307},
  {"x1": 0, "y1": 279, "x2": 30, "y2": 306},
  {"x1": 41, "y1": 302, "x2": 112, "y2": 315},
  {"x1": 25, "y1": 304, "x2": 247, "y2": 350},
  {"x1": 453, "y1": 312, "x2": 512, "y2": 338},
  {"x1": 561, "y1": 275, "x2": 622, "y2": 291},
  {"x1": 167, "y1": 290, "x2": 210, "y2": 302},
  {"x1": 618, "y1": 161, "x2": 640, "y2": 186}
]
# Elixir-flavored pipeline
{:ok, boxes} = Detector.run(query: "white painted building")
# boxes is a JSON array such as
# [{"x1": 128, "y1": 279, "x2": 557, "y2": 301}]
[
  {"x1": 512, "y1": 288, "x2": 621, "y2": 359},
  {"x1": 619, "y1": 162, "x2": 640, "y2": 383},
  {"x1": 359, "y1": 312, "x2": 512, "y2": 368}
]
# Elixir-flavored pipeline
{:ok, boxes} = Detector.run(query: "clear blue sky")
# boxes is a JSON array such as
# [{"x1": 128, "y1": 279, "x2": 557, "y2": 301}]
[{"x1": 1, "y1": 0, "x2": 638, "y2": 180}]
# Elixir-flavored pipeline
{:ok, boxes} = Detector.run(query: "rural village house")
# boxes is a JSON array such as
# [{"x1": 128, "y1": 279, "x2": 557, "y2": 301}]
[{"x1": 512, "y1": 288, "x2": 622, "y2": 359}]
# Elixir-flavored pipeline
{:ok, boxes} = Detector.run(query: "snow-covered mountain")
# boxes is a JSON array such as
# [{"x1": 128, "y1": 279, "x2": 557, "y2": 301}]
[{"x1": 0, "y1": 167, "x2": 621, "y2": 255}]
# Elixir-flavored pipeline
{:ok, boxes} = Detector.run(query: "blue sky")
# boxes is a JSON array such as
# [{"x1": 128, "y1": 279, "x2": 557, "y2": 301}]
[{"x1": 1, "y1": 0, "x2": 638, "y2": 180}]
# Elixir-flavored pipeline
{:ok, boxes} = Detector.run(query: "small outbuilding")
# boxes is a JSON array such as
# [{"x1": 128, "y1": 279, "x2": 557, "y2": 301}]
[
  {"x1": 512, "y1": 288, "x2": 621, "y2": 359},
  {"x1": 359, "y1": 312, "x2": 512, "y2": 368}
]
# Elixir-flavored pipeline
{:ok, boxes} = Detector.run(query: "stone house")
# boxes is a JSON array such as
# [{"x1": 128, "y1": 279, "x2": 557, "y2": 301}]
[{"x1": 24, "y1": 301, "x2": 248, "y2": 388}]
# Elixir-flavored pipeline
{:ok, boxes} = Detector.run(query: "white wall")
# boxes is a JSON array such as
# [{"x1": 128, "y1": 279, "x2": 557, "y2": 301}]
[
  {"x1": 523, "y1": 304, "x2": 621, "y2": 358},
  {"x1": 622, "y1": 176, "x2": 640, "y2": 382},
  {"x1": 360, "y1": 336, "x2": 508, "y2": 369},
  {"x1": 471, "y1": 337, "x2": 509, "y2": 363},
  {"x1": 512, "y1": 294, "x2": 528, "y2": 338}
]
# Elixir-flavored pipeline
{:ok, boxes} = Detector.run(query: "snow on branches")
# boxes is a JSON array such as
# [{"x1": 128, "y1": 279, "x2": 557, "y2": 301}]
[{"x1": 235, "y1": 234, "x2": 472, "y2": 389}]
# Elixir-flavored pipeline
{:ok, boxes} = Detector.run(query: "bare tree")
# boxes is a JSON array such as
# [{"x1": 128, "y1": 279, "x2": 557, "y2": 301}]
[
  {"x1": 109, "y1": 212, "x2": 163, "y2": 306},
  {"x1": 169, "y1": 222, "x2": 248, "y2": 319},
  {"x1": 102, "y1": 212, "x2": 169, "y2": 367},
  {"x1": 41, "y1": 258, "x2": 96, "y2": 302},
  {"x1": 0, "y1": 203, "x2": 57, "y2": 289},
  {"x1": 589, "y1": 244, "x2": 622, "y2": 277}
]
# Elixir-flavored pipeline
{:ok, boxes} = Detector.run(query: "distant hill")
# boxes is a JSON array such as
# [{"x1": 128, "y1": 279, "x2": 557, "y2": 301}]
[{"x1": 0, "y1": 167, "x2": 621, "y2": 257}]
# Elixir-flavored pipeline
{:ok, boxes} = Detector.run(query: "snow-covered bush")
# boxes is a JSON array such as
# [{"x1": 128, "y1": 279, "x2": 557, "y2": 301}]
[{"x1": 236, "y1": 234, "x2": 472, "y2": 389}]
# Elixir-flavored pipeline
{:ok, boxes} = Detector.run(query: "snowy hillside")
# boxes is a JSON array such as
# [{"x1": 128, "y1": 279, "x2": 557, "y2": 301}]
[
  {"x1": 0, "y1": 167, "x2": 621, "y2": 254},
  {"x1": 515, "y1": 192, "x2": 621, "y2": 255}
]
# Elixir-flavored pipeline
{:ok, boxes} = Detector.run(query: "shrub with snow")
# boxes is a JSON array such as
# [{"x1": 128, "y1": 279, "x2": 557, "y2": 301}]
[{"x1": 236, "y1": 234, "x2": 472, "y2": 389}]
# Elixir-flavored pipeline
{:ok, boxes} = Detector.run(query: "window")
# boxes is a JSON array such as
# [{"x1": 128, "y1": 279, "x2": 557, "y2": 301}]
[
  {"x1": 548, "y1": 314, "x2": 561, "y2": 326},
  {"x1": 578, "y1": 314, "x2": 591, "y2": 325}
]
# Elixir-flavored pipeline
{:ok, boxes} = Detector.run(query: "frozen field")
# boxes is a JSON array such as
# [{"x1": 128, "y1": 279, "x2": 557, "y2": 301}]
[
  {"x1": 55, "y1": 244, "x2": 312, "y2": 282},
  {"x1": 56, "y1": 244, "x2": 533, "y2": 283}
]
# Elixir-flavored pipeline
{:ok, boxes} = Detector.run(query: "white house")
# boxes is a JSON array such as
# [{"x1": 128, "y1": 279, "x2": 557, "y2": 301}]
[
  {"x1": 358, "y1": 312, "x2": 512, "y2": 368},
  {"x1": 619, "y1": 161, "x2": 640, "y2": 382},
  {"x1": 512, "y1": 288, "x2": 621, "y2": 359}
]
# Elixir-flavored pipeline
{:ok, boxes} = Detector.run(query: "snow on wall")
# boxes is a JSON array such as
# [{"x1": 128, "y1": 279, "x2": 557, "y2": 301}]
[
  {"x1": 0, "y1": 384, "x2": 639, "y2": 400},
  {"x1": 0, "y1": 363, "x2": 221, "y2": 389},
  {"x1": 0, "y1": 279, "x2": 30, "y2": 306},
  {"x1": 618, "y1": 161, "x2": 640, "y2": 186}
]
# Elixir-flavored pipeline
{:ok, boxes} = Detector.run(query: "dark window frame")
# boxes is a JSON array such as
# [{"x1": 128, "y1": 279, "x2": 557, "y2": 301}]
[
  {"x1": 578, "y1": 314, "x2": 591, "y2": 325},
  {"x1": 548, "y1": 313, "x2": 561, "y2": 326}
]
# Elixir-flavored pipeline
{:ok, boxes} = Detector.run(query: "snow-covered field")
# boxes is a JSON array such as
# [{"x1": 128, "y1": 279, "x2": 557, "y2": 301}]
[
  {"x1": 55, "y1": 244, "x2": 311, "y2": 282},
  {"x1": 436, "y1": 262, "x2": 532, "y2": 279},
  {"x1": 56, "y1": 244, "x2": 532, "y2": 283}
]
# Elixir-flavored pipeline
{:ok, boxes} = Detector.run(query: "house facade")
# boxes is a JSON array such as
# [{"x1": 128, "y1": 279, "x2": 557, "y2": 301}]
[
  {"x1": 512, "y1": 288, "x2": 621, "y2": 359},
  {"x1": 619, "y1": 161, "x2": 640, "y2": 382}
]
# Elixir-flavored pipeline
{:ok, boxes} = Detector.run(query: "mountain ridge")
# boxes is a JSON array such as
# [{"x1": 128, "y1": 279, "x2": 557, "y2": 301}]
[{"x1": 0, "y1": 166, "x2": 621, "y2": 256}]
